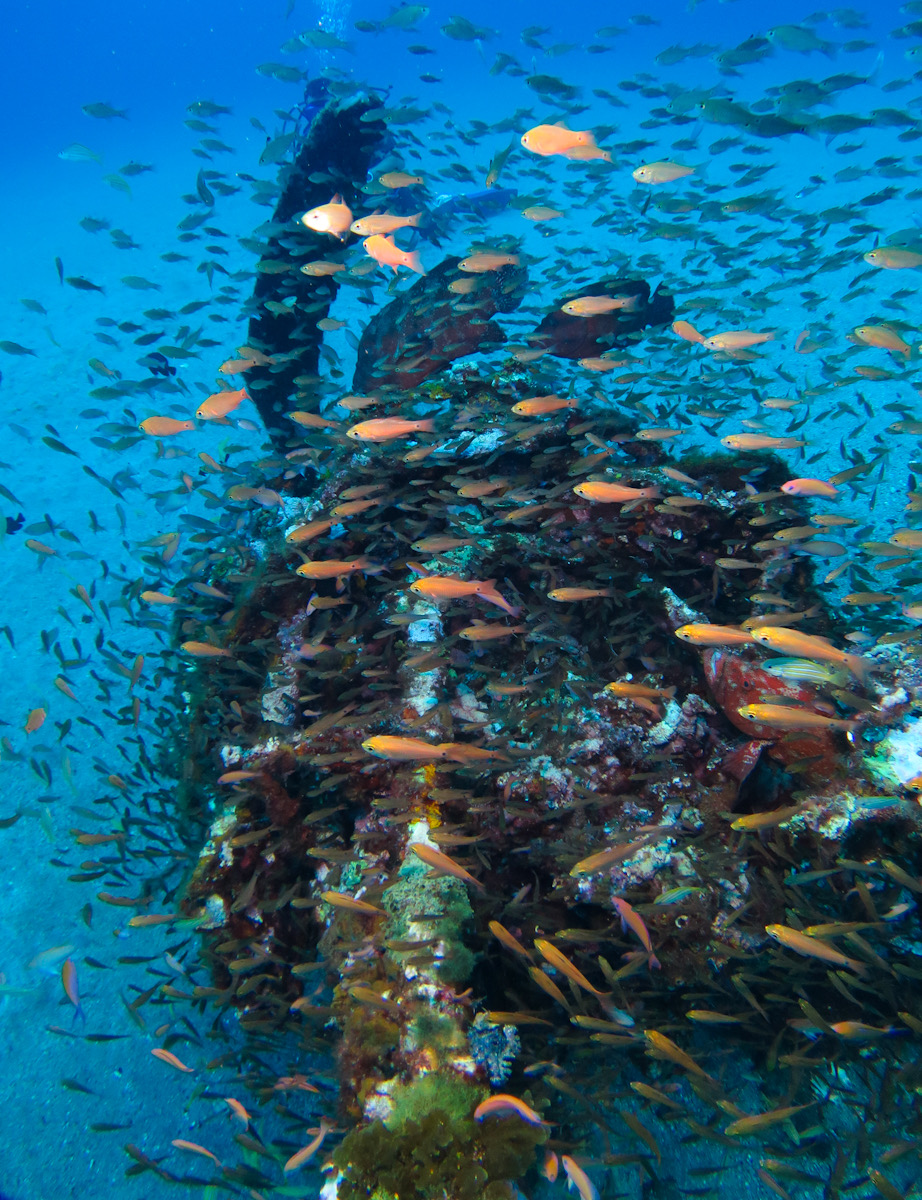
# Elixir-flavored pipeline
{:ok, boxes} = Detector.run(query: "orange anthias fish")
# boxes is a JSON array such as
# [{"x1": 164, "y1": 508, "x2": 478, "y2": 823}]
[
  {"x1": 320, "y1": 891, "x2": 384, "y2": 915},
  {"x1": 363, "y1": 234, "x2": 425, "y2": 274},
  {"x1": 853, "y1": 324, "x2": 912, "y2": 355},
  {"x1": 672, "y1": 319, "x2": 705, "y2": 343},
  {"x1": 301, "y1": 260, "x2": 347, "y2": 276},
  {"x1": 296, "y1": 557, "x2": 380, "y2": 580},
  {"x1": 612, "y1": 897, "x2": 660, "y2": 969},
  {"x1": 410, "y1": 575, "x2": 519, "y2": 615},
  {"x1": 196, "y1": 388, "x2": 247, "y2": 421},
  {"x1": 226, "y1": 485, "x2": 282, "y2": 506},
  {"x1": 379, "y1": 170, "x2": 423, "y2": 188},
  {"x1": 675, "y1": 623, "x2": 754, "y2": 647},
  {"x1": 172, "y1": 1140, "x2": 221, "y2": 1166},
  {"x1": 561, "y1": 143, "x2": 612, "y2": 163},
  {"x1": 724, "y1": 1104, "x2": 812, "y2": 1138},
  {"x1": 350, "y1": 211, "x2": 421, "y2": 236},
  {"x1": 572, "y1": 481, "x2": 661, "y2": 503},
  {"x1": 520, "y1": 123, "x2": 600, "y2": 157},
  {"x1": 180, "y1": 641, "x2": 231, "y2": 658},
  {"x1": 458, "y1": 622, "x2": 525, "y2": 641},
  {"x1": 522, "y1": 206, "x2": 563, "y2": 222},
  {"x1": 561, "y1": 295, "x2": 639, "y2": 317},
  {"x1": 737, "y1": 703, "x2": 857, "y2": 733},
  {"x1": 301, "y1": 194, "x2": 353, "y2": 239},
  {"x1": 547, "y1": 587, "x2": 612, "y2": 602},
  {"x1": 781, "y1": 478, "x2": 838, "y2": 497},
  {"x1": 864, "y1": 247, "x2": 922, "y2": 270},
  {"x1": 542, "y1": 1151, "x2": 560, "y2": 1181},
  {"x1": 218, "y1": 347, "x2": 274, "y2": 374},
  {"x1": 533, "y1": 939, "x2": 609, "y2": 998},
  {"x1": 561, "y1": 1156, "x2": 599, "y2": 1200},
  {"x1": 62, "y1": 958, "x2": 84, "y2": 1022},
  {"x1": 456, "y1": 479, "x2": 506, "y2": 497},
  {"x1": 411, "y1": 535, "x2": 476, "y2": 553},
  {"x1": 151, "y1": 1047, "x2": 194, "y2": 1072},
  {"x1": 458, "y1": 252, "x2": 520, "y2": 273},
  {"x1": 224, "y1": 1098, "x2": 252, "y2": 1127},
  {"x1": 748, "y1": 626, "x2": 870, "y2": 683},
  {"x1": 273, "y1": 1074, "x2": 320, "y2": 1093},
  {"x1": 362, "y1": 735, "x2": 450, "y2": 761},
  {"x1": 140, "y1": 590, "x2": 179, "y2": 605},
  {"x1": 440, "y1": 742, "x2": 511, "y2": 764},
  {"x1": 331, "y1": 498, "x2": 381, "y2": 517},
  {"x1": 730, "y1": 805, "x2": 805, "y2": 831},
  {"x1": 703, "y1": 329, "x2": 774, "y2": 351},
  {"x1": 139, "y1": 416, "x2": 195, "y2": 436},
  {"x1": 828, "y1": 1021, "x2": 896, "y2": 1040},
  {"x1": 288, "y1": 410, "x2": 340, "y2": 429},
  {"x1": 605, "y1": 682, "x2": 676, "y2": 701},
  {"x1": 410, "y1": 842, "x2": 485, "y2": 890},
  {"x1": 25, "y1": 707, "x2": 46, "y2": 733},
  {"x1": 765, "y1": 924, "x2": 868, "y2": 974},
  {"x1": 632, "y1": 161, "x2": 694, "y2": 184},
  {"x1": 473, "y1": 1094, "x2": 546, "y2": 1126},
  {"x1": 346, "y1": 417, "x2": 434, "y2": 441},
  {"x1": 511, "y1": 395, "x2": 577, "y2": 416},
  {"x1": 890, "y1": 529, "x2": 922, "y2": 549},
  {"x1": 283, "y1": 1119, "x2": 332, "y2": 1173},
  {"x1": 644, "y1": 1030, "x2": 715, "y2": 1080},
  {"x1": 569, "y1": 836, "x2": 657, "y2": 877},
  {"x1": 448, "y1": 276, "x2": 478, "y2": 295},
  {"x1": 721, "y1": 433, "x2": 805, "y2": 450},
  {"x1": 488, "y1": 920, "x2": 533, "y2": 961},
  {"x1": 286, "y1": 519, "x2": 335, "y2": 544},
  {"x1": 216, "y1": 769, "x2": 262, "y2": 784}
]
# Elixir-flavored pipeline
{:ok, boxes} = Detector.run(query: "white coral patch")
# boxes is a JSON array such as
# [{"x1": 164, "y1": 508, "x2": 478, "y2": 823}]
[
  {"x1": 363, "y1": 1084, "x2": 396, "y2": 1123},
  {"x1": 568, "y1": 737, "x2": 602, "y2": 757},
  {"x1": 618, "y1": 836, "x2": 678, "y2": 885},
  {"x1": 202, "y1": 893, "x2": 227, "y2": 930},
  {"x1": 261, "y1": 676, "x2": 298, "y2": 725},
  {"x1": 405, "y1": 818, "x2": 437, "y2": 853},
  {"x1": 660, "y1": 586, "x2": 702, "y2": 628},
  {"x1": 869, "y1": 715, "x2": 922, "y2": 787},
  {"x1": 450, "y1": 685, "x2": 488, "y2": 725},
  {"x1": 459, "y1": 430, "x2": 505, "y2": 457},
  {"x1": 645, "y1": 698, "x2": 684, "y2": 746},
  {"x1": 279, "y1": 494, "x2": 323, "y2": 533},
  {"x1": 408, "y1": 616, "x2": 441, "y2": 644}
]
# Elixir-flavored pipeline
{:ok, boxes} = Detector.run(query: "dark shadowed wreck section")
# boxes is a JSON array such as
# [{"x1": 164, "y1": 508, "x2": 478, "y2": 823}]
[
  {"x1": 244, "y1": 94, "x2": 388, "y2": 439},
  {"x1": 533, "y1": 277, "x2": 675, "y2": 359},
  {"x1": 353, "y1": 256, "x2": 528, "y2": 391}
]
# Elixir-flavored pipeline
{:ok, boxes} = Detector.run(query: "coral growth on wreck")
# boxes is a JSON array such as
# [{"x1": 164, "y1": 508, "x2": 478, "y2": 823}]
[{"x1": 168, "y1": 362, "x2": 922, "y2": 1198}]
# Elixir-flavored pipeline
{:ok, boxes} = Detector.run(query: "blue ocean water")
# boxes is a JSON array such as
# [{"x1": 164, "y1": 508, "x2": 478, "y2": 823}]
[{"x1": 2, "y1": 0, "x2": 922, "y2": 1196}]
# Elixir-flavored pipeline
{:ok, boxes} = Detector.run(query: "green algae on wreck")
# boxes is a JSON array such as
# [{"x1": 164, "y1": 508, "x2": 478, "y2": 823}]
[
  {"x1": 383, "y1": 858, "x2": 476, "y2": 987},
  {"x1": 333, "y1": 1100, "x2": 547, "y2": 1200}
]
